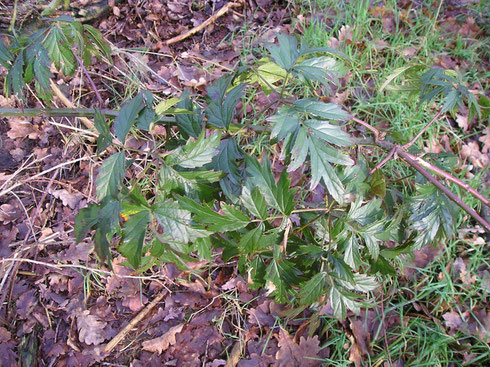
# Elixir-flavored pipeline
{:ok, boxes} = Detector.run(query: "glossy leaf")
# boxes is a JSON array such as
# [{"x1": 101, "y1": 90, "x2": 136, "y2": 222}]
[{"x1": 165, "y1": 131, "x2": 220, "y2": 169}]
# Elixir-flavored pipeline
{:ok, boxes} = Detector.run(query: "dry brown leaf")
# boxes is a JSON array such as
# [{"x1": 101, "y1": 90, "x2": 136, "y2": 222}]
[
  {"x1": 479, "y1": 127, "x2": 490, "y2": 153},
  {"x1": 443, "y1": 311, "x2": 462, "y2": 329},
  {"x1": 274, "y1": 328, "x2": 321, "y2": 366},
  {"x1": 49, "y1": 189, "x2": 84, "y2": 209},
  {"x1": 7, "y1": 118, "x2": 40, "y2": 140},
  {"x1": 348, "y1": 319, "x2": 372, "y2": 367},
  {"x1": 456, "y1": 113, "x2": 469, "y2": 131},
  {"x1": 142, "y1": 323, "x2": 184, "y2": 354},
  {"x1": 77, "y1": 310, "x2": 108, "y2": 346}
]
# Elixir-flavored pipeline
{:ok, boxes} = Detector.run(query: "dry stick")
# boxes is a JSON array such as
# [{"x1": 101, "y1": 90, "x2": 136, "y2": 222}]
[
  {"x1": 404, "y1": 151, "x2": 490, "y2": 208},
  {"x1": 396, "y1": 147, "x2": 490, "y2": 233},
  {"x1": 165, "y1": 2, "x2": 241, "y2": 45},
  {"x1": 403, "y1": 111, "x2": 442, "y2": 150},
  {"x1": 105, "y1": 292, "x2": 165, "y2": 354},
  {"x1": 50, "y1": 81, "x2": 95, "y2": 130}
]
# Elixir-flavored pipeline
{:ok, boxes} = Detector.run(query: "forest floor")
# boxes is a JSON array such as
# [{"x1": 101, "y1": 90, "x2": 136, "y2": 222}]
[{"x1": 0, "y1": 0, "x2": 489, "y2": 366}]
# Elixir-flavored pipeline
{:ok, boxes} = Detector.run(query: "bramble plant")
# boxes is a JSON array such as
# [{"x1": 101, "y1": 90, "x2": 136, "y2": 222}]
[{"x1": 1, "y1": 21, "x2": 488, "y2": 320}]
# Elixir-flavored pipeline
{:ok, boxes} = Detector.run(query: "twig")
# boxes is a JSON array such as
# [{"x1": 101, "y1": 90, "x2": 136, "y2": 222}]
[
  {"x1": 71, "y1": 51, "x2": 104, "y2": 107},
  {"x1": 369, "y1": 147, "x2": 396, "y2": 175},
  {"x1": 50, "y1": 80, "x2": 95, "y2": 131},
  {"x1": 403, "y1": 151, "x2": 490, "y2": 208},
  {"x1": 0, "y1": 155, "x2": 95, "y2": 198},
  {"x1": 396, "y1": 147, "x2": 490, "y2": 232},
  {"x1": 351, "y1": 116, "x2": 380, "y2": 140},
  {"x1": 402, "y1": 112, "x2": 442, "y2": 150},
  {"x1": 104, "y1": 292, "x2": 166, "y2": 353},
  {"x1": 165, "y1": 2, "x2": 241, "y2": 45}
]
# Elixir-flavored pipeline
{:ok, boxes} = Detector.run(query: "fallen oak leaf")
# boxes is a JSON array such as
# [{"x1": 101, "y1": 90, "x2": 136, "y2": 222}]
[
  {"x1": 142, "y1": 323, "x2": 184, "y2": 354},
  {"x1": 77, "y1": 309, "x2": 108, "y2": 346}
]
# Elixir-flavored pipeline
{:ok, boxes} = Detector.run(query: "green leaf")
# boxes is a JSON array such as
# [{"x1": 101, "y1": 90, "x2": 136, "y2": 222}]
[
  {"x1": 288, "y1": 127, "x2": 308, "y2": 172},
  {"x1": 329, "y1": 285, "x2": 346, "y2": 320},
  {"x1": 304, "y1": 120, "x2": 352, "y2": 146},
  {"x1": 94, "y1": 110, "x2": 112, "y2": 152},
  {"x1": 293, "y1": 99, "x2": 350, "y2": 121},
  {"x1": 43, "y1": 26, "x2": 75, "y2": 75},
  {"x1": 74, "y1": 204, "x2": 99, "y2": 242},
  {"x1": 178, "y1": 197, "x2": 250, "y2": 232},
  {"x1": 207, "y1": 84, "x2": 247, "y2": 129},
  {"x1": 240, "y1": 186, "x2": 268, "y2": 220},
  {"x1": 194, "y1": 237, "x2": 212, "y2": 261},
  {"x1": 269, "y1": 107, "x2": 301, "y2": 140},
  {"x1": 165, "y1": 131, "x2": 220, "y2": 169},
  {"x1": 83, "y1": 24, "x2": 112, "y2": 62},
  {"x1": 298, "y1": 272, "x2": 327, "y2": 305},
  {"x1": 153, "y1": 200, "x2": 210, "y2": 243},
  {"x1": 0, "y1": 39, "x2": 13, "y2": 68},
  {"x1": 275, "y1": 170, "x2": 296, "y2": 215},
  {"x1": 120, "y1": 210, "x2": 150, "y2": 269},
  {"x1": 343, "y1": 235, "x2": 361, "y2": 269},
  {"x1": 265, "y1": 259, "x2": 301, "y2": 303},
  {"x1": 245, "y1": 155, "x2": 282, "y2": 212},
  {"x1": 114, "y1": 94, "x2": 145, "y2": 143},
  {"x1": 267, "y1": 34, "x2": 299, "y2": 71},
  {"x1": 95, "y1": 152, "x2": 125, "y2": 200},
  {"x1": 212, "y1": 138, "x2": 243, "y2": 201},
  {"x1": 175, "y1": 92, "x2": 203, "y2": 138},
  {"x1": 238, "y1": 225, "x2": 264, "y2": 253},
  {"x1": 155, "y1": 97, "x2": 181, "y2": 115},
  {"x1": 293, "y1": 56, "x2": 339, "y2": 89},
  {"x1": 308, "y1": 137, "x2": 345, "y2": 203},
  {"x1": 8, "y1": 52, "x2": 25, "y2": 99}
]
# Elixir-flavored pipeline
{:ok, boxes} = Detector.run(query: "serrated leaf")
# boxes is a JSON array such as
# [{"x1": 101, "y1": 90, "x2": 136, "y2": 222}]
[
  {"x1": 120, "y1": 210, "x2": 150, "y2": 269},
  {"x1": 288, "y1": 127, "x2": 309, "y2": 172},
  {"x1": 267, "y1": 34, "x2": 299, "y2": 71},
  {"x1": 293, "y1": 56, "x2": 339, "y2": 88},
  {"x1": 298, "y1": 272, "x2": 327, "y2": 305},
  {"x1": 32, "y1": 45, "x2": 52, "y2": 91},
  {"x1": 245, "y1": 155, "x2": 280, "y2": 211},
  {"x1": 155, "y1": 97, "x2": 181, "y2": 115},
  {"x1": 275, "y1": 170, "x2": 296, "y2": 215},
  {"x1": 344, "y1": 235, "x2": 361, "y2": 269},
  {"x1": 238, "y1": 225, "x2": 264, "y2": 253},
  {"x1": 178, "y1": 197, "x2": 250, "y2": 232},
  {"x1": 9, "y1": 52, "x2": 25, "y2": 99},
  {"x1": 0, "y1": 39, "x2": 13, "y2": 68},
  {"x1": 94, "y1": 110, "x2": 112, "y2": 152},
  {"x1": 208, "y1": 84, "x2": 247, "y2": 129},
  {"x1": 153, "y1": 200, "x2": 210, "y2": 243},
  {"x1": 95, "y1": 152, "x2": 125, "y2": 201},
  {"x1": 304, "y1": 120, "x2": 352, "y2": 146},
  {"x1": 240, "y1": 186, "x2": 268, "y2": 220},
  {"x1": 293, "y1": 99, "x2": 350, "y2": 121},
  {"x1": 165, "y1": 131, "x2": 220, "y2": 169},
  {"x1": 114, "y1": 94, "x2": 145, "y2": 143},
  {"x1": 175, "y1": 92, "x2": 203, "y2": 138},
  {"x1": 194, "y1": 237, "x2": 212, "y2": 261},
  {"x1": 265, "y1": 259, "x2": 301, "y2": 303},
  {"x1": 83, "y1": 24, "x2": 112, "y2": 61},
  {"x1": 43, "y1": 26, "x2": 75, "y2": 75},
  {"x1": 329, "y1": 285, "x2": 346, "y2": 320},
  {"x1": 269, "y1": 107, "x2": 301, "y2": 140},
  {"x1": 347, "y1": 197, "x2": 382, "y2": 226},
  {"x1": 308, "y1": 137, "x2": 345, "y2": 204},
  {"x1": 75, "y1": 205, "x2": 99, "y2": 242}
]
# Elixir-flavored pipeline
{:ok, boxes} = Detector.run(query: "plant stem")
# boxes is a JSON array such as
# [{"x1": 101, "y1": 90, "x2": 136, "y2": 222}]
[
  {"x1": 403, "y1": 111, "x2": 442, "y2": 150},
  {"x1": 396, "y1": 147, "x2": 490, "y2": 232}
]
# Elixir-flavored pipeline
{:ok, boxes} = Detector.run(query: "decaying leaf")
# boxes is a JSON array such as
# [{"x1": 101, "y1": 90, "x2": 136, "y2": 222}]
[
  {"x1": 274, "y1": 328, "x2": 321, "y2": 366},
  {"x1": 77, "y1": 310, "x2": 108, "y2": 346},
  {"x1": 142, "y1": 323, "x2": 184, "y2": 354}
]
